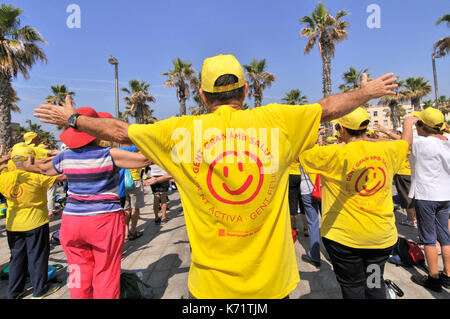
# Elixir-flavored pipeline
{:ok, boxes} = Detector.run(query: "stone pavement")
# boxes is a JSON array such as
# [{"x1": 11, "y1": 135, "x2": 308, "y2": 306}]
[{"x1": 0, "y1": 185, "x2": 448, "y2": 299}]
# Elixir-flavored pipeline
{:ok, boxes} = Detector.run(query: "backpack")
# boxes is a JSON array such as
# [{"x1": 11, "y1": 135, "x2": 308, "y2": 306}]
[
  {"x1": 392, "y1": 237, "x2": 426, "y2": 268},
  {"x1": 120, "y1": 272, "x2": 153, "y2": 299}
]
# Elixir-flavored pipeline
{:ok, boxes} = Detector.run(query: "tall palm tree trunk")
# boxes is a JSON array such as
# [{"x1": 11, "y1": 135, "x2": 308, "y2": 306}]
[
  {"x1": 255, "y1": 89, "x2": 263, "y2": 108},
  {"x1": 321, "y1": 41, "x2": 333, "y2": 135},
  {"x1": 389, "y1": 102, "x2": 399, "y2": 130},
  {"x1": 179, "y1": 97, "x2": 187, "y2": 116},
  {"x1": 412, "y1": 97, "x2": 421, "y2": 111},
  {"x1": 0, "y1": 73, "x2": 13, "y2": 148},
  {"x1": 135, "y1": 105, "x2": 144, "y2": 124},
  {"x1": 320, "y1": 41, "x2": 332, "y2": 97}
]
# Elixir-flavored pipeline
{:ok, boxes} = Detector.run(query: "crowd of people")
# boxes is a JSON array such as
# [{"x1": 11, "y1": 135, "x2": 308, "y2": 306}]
[{"x1": 0, "y1": 53, "x2": 448, "y2": 299}]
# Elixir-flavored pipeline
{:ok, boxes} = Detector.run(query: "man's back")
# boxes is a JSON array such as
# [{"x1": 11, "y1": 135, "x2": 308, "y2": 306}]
[
  {"x1": 128, "y1": 103, "x2": 321, "y2": 298},
  {"x1": 409, "y1": 134, "x2": 450, "y2": 201},
  {"x1": 301, "y1": 139, "x2": 408, "y2": 249},
  {"x1": 0, "y1": 170, "x2": 56, "y2": 232}
]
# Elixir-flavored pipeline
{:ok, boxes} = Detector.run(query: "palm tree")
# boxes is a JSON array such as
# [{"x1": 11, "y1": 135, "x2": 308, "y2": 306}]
[
  {"x1": 12, "y1": 121, "x2": 57, "y2": 149},
  {"x1": 188, "y1": 72, "x2": 208, "y2": 116},
  {"x1": 438, "y1": 95, "x2": 450, "y2": 117},
  {"x1": 399, "y1": 77, "x2": 432, "y2": 111},
  {"x1": 300, "y1": 3, "x2": 349, "y2": 98},
  {"x1": 243, "y1": 58, "x2": 276, "y2": 108},
  {"x1": 378, "y1": 80, "x2": 405, "y2": 130},
  {"x1": 45, "y1": 85, "x2": 75, "y2": 105},
  {"x1": 121, "y1": 79, "x2": 157, "y2": 124},
  {"x1": 162, "y1": 57, "x2": 197, "y2": 116},
  {"x1": 12, "y1": 125, "x2": 27, "y2": 144},
  {"x1": 434, "y1": 14, "x2": 450, "y2": 58},
  {"x1": 422, "y1": 100, "x2": 434, "y2": 109},
  {"x1": 0, "y1": 4, "x2": 47, "y2": 147},
  {"x1": 437, "y1": 14, "x2": 450, "y2": 27},
  {"x1": 338, "y1": 66, "x2": 370, "y2": 92},
  {"x1": 10, "y1": 87, "x2": 20, "y2": 113},
  {"x1": 281, "y1": 89, "x2": 309, "y2": 105},
  {"x1": 189, "y1": 95, "x2": 209, "y2": 116}
]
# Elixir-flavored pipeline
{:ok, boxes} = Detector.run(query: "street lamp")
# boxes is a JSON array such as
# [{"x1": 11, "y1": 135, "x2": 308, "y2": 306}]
[
  {"x1": 432, "y1": 50, "x2": 444, "y2": 108},
  {"x1": 108, "y1": 55, "x2": 120, "y2": 119}
]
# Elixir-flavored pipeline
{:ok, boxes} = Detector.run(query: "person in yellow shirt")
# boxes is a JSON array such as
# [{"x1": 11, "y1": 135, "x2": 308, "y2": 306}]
[
  {"x1": 22, "y1": 132, "x2": 60, "y2": 216},
  {"x1": 0, "y1": 145, "x2": 65, "y2": 299},
  {"x1": 300, "y1": 107, "x2": 408, "y2": 299},
  {"x1": 34, "y1": 54, "x2": 398, "y2": 298}
]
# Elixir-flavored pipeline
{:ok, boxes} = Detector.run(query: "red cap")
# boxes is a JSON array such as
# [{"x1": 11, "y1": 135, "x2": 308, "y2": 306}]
[{"x1": 59, "y1": 108, "x2": 113, "y2": 149}]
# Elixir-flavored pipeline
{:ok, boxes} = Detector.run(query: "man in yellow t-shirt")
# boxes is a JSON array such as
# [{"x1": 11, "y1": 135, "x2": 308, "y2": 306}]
[
  {"x1": 34, "y1": 54, "x2": 398, "y2": 299},
  {"x1": 300, "y1": 107, "x2": 408, "y2": 299},
  {"x1": 0, "y1": 146, "x2": 63, "y2": 299},
  {"x1": 22, "y1": 132, "x2": 60, "y2": 216}
]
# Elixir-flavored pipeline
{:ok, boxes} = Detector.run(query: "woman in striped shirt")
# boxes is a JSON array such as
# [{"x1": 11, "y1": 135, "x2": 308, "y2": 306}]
[{"x1": 38, "y1": 107, "x2": 150, "y2": 299}]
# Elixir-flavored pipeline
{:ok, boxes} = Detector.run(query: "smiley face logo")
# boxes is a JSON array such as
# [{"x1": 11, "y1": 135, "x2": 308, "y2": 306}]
[
  {"x1": 207, "y1": 151, "x2": 264, "y2": 205},
  {"x1": 354, "y1": 166, "x2": 386, "y2": 197},
  {"x1": 9, "y1": 184, "x2": 23, "y2": 199}
]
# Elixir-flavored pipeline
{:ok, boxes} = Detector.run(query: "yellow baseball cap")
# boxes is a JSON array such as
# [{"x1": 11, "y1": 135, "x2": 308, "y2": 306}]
[
  {"x1": 201, "y1": 54, "x2": 245, "y2": 93},
  {"x1": 332, "y1": 107, "x2": 370, "y2": 130},
  {"x1": 24, "y1": 132, "x2": 38, "y2": 145},
  {"x1": 412, "y1": 107, "x2": 445, "y2": 131}
]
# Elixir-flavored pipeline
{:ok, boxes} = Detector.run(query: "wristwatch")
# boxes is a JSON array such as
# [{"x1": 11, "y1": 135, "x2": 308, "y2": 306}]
[{"x1": 68, "y1": 113, "x2": 81, "y2": 129}]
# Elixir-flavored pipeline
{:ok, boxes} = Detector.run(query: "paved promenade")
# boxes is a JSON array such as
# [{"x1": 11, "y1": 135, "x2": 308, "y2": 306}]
[{"x1": 0, "y1": 185, "x2": 448, "y2": 299}]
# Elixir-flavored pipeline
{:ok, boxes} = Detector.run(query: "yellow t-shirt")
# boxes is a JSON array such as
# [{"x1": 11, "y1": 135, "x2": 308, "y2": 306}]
[
  {"x1": 128, "y1": 103, "x2": 322, "y2": 298},
  {"x1": 0, "y1": 170, "x2": 57, "y2": 231},
  {"x1": 32, "y1": 145, "x2": 49, "y2": 160},
  {"x1": 396, "y1": 151, "x2": 411, "y2": 176},
  {"x1": 300, "y1": 140, "x2": 408, "y2": 249}
]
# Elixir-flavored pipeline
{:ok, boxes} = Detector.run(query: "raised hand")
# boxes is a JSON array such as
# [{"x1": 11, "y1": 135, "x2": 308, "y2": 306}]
[
  {"x1": 34, "y1": 95, "x2": 77, "y2": 128},
  {"x1": 360, "y1": 73, "x2": 398, "y2": 99}
]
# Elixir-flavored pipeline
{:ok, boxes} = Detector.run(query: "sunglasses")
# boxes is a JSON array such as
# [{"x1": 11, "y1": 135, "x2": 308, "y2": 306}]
[{"x1": 335, "y1": 123, "x2": 341, "y2": 131}]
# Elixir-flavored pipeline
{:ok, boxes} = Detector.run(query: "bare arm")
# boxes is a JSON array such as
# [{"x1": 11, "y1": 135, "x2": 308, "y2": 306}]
[
  {"x1": 37, "y1": 157, "x2": 60, "y2": 176},
  {"x1": 319, "y1": 73, "x2": 398, "y2": 123},
  {"x1": 143, "y1": 173, "x2": 172, "y2": 186},
  {"x1": 373, "y1": 124, "x2": 401, "y2": 140},
  {"x1": 110, "y1": 148, "x2": 152, "y2": 169},
  {"x1": 401, "y1": 116, "x2": 419, "y2": 149},
  {"x1": 34, "y1": 95, "x2": 132, "y2": 144}
]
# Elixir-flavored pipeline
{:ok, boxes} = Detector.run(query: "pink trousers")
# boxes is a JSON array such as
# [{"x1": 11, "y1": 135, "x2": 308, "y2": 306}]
[{"x1": 60, "y1": 212, "x2": 125, "y2": 299}]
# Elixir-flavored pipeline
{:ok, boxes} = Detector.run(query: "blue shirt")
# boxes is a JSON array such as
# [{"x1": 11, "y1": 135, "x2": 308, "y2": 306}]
[{"x1": 118, "y1": 145, "x2": 138, "y2": 198}]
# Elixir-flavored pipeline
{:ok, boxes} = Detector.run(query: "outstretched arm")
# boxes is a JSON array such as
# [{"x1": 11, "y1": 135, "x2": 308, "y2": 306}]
[
  {"x1": 143, "y1": 174, "x2": 172, "y2": 187},
  {"x1": 34, "y1": 96, "x2": 132, "y2": 144},
  {"x1": 110, "y1": 148, "x2": 152, "y2": 169},
  {"x1": 319, "y1": 73, "x2": 398, "y2": 123}
]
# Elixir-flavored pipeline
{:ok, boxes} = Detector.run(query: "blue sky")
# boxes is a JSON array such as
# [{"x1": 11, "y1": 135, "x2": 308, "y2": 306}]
[{"x1": 7, "y1": 0, "x2": 450, "y2": 140}]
